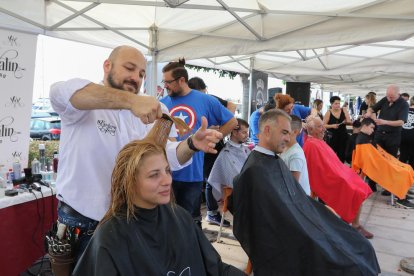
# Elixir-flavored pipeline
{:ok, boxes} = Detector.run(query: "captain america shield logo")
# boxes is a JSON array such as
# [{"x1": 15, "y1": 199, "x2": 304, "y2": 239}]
[{"x1": 170, "y1": 104, "x2": 197, "y2": 129}]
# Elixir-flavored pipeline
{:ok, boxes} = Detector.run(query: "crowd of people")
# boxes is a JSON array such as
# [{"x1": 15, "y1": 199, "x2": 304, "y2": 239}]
[{"x1": 49, "y1": 44, "x2": 413, "y2": 275}]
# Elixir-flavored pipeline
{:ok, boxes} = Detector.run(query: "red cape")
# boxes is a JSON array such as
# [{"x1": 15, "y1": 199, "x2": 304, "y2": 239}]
[{"x1": 303, "y1": 137, "x2": 372, "y2": 223}]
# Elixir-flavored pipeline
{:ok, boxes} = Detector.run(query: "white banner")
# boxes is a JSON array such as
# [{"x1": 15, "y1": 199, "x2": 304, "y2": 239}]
[{"x1": 0, "y1": 29, "x2": 37, "y2": 170}]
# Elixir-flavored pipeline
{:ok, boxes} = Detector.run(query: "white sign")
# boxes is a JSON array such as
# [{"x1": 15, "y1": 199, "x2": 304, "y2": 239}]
[{"x1": 0, "y1": 29, "x2": 37, "y2": 169}]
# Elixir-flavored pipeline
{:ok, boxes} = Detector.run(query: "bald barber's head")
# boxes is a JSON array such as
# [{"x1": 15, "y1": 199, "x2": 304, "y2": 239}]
[
  {"x1": 306, "y1": 116, "x2": 325, "y2": 140},
  {"x1": 386, "y1": 84, "x2": 400, "y2": 103},
  {"x1": 258, "y1": 109, "x2": 291, "y2": 154},
  {"x1": 103, "y1": 45, "x2": 146, "y2": 94}
]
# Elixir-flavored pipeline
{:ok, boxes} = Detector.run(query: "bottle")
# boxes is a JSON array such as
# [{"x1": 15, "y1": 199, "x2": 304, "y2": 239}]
[
  {"x1": 53, "y1": 151, "x2": 59, "y2": 173},
  {"x1": 45, "y1": 158, "x2": 51, "y2": 172},
  {"x1": 12, "y1": 158, "x2": 22, "y2": 179},
  {"x1": 6, "y1": 169, "x2": 14, "y2": 190},
  {"x1": 32, "y1": 158, "x2": 41, "y2": 174},
  {"x1": 39, "y1": 144, "x2": 46, "y2": 171}
]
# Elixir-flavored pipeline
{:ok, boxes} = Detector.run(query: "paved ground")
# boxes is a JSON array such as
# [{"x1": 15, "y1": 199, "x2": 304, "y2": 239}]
[{"x1": 201, "y1": 190, "x2": 414, "y2": 275}]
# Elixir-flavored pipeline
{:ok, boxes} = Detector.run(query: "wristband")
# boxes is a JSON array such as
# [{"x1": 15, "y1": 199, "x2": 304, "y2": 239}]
[{"x1": 187, "y1": 135, "x2": 200, "y2": 152}]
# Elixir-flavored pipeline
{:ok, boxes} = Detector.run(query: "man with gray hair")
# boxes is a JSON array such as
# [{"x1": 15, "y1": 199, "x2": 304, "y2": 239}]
[
  {"x1": 304, "y1": 116, "x2": 374, "y2": 238},
  {"x1": 365, "y1": 84, "x2": 409, "y2": 157},
  {"x1": 231, "y1": 109, "x2": 379, "y2": 275}
]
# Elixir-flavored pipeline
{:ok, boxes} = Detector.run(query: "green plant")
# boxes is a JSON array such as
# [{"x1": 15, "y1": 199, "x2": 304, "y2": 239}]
[{"x1": 28, "y1": 140, "x2": 60, "y2": 167}]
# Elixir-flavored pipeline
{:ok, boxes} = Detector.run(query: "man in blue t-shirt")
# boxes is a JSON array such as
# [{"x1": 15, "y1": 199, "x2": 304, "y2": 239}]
[{"x1": 161, "y1": 59, "x2": 237, "y2": 227}]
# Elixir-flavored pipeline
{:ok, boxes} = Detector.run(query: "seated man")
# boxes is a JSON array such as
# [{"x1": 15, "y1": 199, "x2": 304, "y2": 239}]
[
  {"x1": 353, "y1": 118, "x2": 414, "y2": 208},
  {"x1": 208, "y1": 118, "x2": 251, "y2": 202},
  {"x1": 280, "y1": 115, "x2": 311, "y2": 196},
  {"x1": 231, "y1": 109, "x2": 380, "y2": 276},
  {"x1": 344, "y1": 120, "x2": 362, "y2": 164},
  {"x1": 303, "y1": 117, "x2": 373, "y2": 238}
]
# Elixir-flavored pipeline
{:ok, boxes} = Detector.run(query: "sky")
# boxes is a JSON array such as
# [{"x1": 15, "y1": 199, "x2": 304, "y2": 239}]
[{"x1": 32, "y1": 35, "x2": 285, "y2": 103}]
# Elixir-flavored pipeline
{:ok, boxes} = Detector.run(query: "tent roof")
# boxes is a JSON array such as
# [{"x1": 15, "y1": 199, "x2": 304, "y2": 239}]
[{"x1": 1, "y1": 0, "x2": 414, "y2": 96}]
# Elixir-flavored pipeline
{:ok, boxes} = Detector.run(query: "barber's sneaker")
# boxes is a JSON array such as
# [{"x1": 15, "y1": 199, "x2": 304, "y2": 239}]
[
  {"x1": 205, "y1": 214, "x2": 230, "y2": 227},
  {"x1": 396, "y1": 199, "x2": 414, "y2": 209}
]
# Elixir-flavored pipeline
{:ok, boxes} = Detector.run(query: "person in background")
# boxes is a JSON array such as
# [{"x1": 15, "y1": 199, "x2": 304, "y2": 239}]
[
  {"x1": 359, "y1": 91, "x2": 377, "y2": 116},
  {"x1": 249, "y1": 99, "x2": 276, "y2": 145},
  {"x1": 280, "y1": 115, "x2": 311, "y2": 196},
  {"x1": 311, "y1": 99, "x2": 324, "y2": 120},
  {"x1": 344, "y1": 120, "x2": 362, "y2": 165},
  {"x1": 208, "y1": 118, "x2": 250, "y2": 203},
  {"x1": 400, "y1": 96, "x2": 414, "y2": 170},
  {"x1": 160, "y1": 59, "x2": 237, "y2": 228},
  {"x1": 231, "y1": 109, "x2": 380, "y2": 275},
  {"x1": 188, "y1": 76, "x2": 236, "y2": 227},
  {"x1": 50, "y1": 46, "x2": 222, "y2": 262},
  {"x1": 401, "y1": 93, "x2": 410, "y2": 102},
  {"x1": 73, "y1": 140, "x2": 245, "y2": 276},
  {"x1": 323, "y1": 96, "x2": 352, "y2": 162}
]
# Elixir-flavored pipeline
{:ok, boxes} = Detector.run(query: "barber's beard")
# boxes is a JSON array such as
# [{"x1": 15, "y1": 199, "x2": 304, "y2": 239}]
[{"x1": 107, "y1": 73, "x2": 138, "y2": 94}]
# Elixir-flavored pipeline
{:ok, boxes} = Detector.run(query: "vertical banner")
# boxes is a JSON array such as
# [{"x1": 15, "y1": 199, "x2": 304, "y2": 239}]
[
  {"x1": 0, "y1": 30, "x2": 37, "y2": 169},
  {"x1": 250, "y1": 70, "x2": 268, "y2": 113}
]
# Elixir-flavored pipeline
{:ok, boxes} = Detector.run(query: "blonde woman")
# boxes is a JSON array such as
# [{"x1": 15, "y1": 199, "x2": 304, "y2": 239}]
[{"x1": 73, "y1": 140, "x2": 245, "y2": 276}]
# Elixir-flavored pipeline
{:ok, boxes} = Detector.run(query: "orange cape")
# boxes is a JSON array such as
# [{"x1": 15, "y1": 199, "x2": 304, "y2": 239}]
[{"x1": 352, "y1": 144, "x2": 414, "y2": 199}]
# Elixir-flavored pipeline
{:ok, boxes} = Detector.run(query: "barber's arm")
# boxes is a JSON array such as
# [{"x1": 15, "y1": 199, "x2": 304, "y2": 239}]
[
  {"x1": 70, "y1": 83, "x2": 162, "y2": 124},
  {"x1": 176, "y1": 117, "x2": 223, "y2": 165},
  {"x1": 374, "y1": 119, "x2": 404, "y2": 127}
]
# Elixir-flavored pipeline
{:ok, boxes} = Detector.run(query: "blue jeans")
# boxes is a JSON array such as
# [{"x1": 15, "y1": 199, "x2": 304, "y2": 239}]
[
  {"x1": 172, "y1": 181, "x2": 202, "y2": 222},
  {"x1": 57, "y1": 204, "x2": 99, "y2": 262},
  {"x1": 205, "y1": 182, "x2": 219, "y2": 214}
]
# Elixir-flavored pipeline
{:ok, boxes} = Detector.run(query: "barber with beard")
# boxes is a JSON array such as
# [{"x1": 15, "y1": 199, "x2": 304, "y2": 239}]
[{"x1": 50, "y1": 46, "x2": 223, "y2": 264}]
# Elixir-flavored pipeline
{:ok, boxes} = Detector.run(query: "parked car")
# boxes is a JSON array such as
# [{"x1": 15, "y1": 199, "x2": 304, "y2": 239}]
[{"x1": 30, "y1": 118, "x2": 61, "y2": 140}]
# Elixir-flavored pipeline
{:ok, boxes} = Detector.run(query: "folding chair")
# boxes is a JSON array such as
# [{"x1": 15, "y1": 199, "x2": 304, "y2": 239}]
[{"x1": 216, "y1": 186, "x2": 232, "y2": 243}]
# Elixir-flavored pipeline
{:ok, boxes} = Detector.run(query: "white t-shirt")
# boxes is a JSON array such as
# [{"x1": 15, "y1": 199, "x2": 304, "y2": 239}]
[
  {"x1": 50, "y1": 78, "x2": 190, "y2": 221},
  {"x1": 280, "y1": 143, "x2": 311, "y2": 196}
]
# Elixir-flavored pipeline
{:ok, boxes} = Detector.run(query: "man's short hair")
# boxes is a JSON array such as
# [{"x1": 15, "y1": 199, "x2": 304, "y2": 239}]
[
  {"x1": 259, "y1": 109, "x2": 291, "y2": 133},
  {"x1": 306, "y1": 116, "x2": 322, "y2": 133},
  {"x1": 188, "y1": 77, "x2": 206, "y2": 91},
  {"x1": 360, "y1": 117, "x2": 376, "y2": 127},
  {"x1": 401, "y1": 92, "x2": 410, "y2": 98},
  {"x1": 236, "y1": 118, "x2": 249, "y2": 129},
  {"x1": 352, "y1": 120, "x2": 362, "y2": 128},
  {"x1": 162, "y1": 58, "x2": 189, "y2": 82},
  {"x1": 290, "y1": 115, "x2": 302, "y2": 131}
]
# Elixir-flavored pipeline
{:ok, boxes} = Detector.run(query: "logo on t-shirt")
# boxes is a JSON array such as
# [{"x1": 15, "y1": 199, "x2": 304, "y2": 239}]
[
  {"x1": 97, "y1": 120, "x2": 116, "y2": 136},
  {"x1": 170, "y1": 104, "x2": 197, "y2": 129}
]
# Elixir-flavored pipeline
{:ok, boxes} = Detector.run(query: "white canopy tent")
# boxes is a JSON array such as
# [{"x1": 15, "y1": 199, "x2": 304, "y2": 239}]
[{"x1": 1, "y1": 0, "x2": 414, "y2": 96}]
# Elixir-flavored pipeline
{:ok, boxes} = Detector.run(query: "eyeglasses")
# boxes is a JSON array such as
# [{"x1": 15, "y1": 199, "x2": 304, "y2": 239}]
[{"x1": 162, "y1": 77, "x2": 181, "y2": 85}]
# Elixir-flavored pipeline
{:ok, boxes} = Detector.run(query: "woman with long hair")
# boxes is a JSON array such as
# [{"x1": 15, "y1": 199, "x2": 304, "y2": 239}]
[
  {"x1": 323, "y1": 96, "x2": 352, "y2": 162},
  {"x1": 73, "y1": 140, "x2": 244, "y2": 276}
]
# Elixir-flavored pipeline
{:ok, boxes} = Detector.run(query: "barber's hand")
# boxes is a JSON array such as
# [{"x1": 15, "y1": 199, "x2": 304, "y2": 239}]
[
  {"x1": 131, "y1": 95, "x2": 162, "y2": 124},
  {"x1": 192, "y1": 117, "x2": 223, "y2": 154},
  {"x1": 333, "y1": 124, "x2": 339, "y2": 129}
]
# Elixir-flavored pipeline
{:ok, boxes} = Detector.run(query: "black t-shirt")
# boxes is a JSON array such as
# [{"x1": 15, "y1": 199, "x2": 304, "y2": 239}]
[
  {"x1": 356, "y1": 132, "x2": 373, "y2": 145},
  {"x1": 371, "y1": 96, "x2": 409, "y2": 132},
  {"x1": 359, "y1": 101, "x2": 368, "y2": 115}
]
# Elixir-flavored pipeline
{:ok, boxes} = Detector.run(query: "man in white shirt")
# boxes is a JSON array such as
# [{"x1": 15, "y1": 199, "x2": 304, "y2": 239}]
[
  {"x1": 50, "y1": 45, "x2": 222, "y2": 262},
  {"x1": 280, "y1": 115, "x2": 311, "y2": 196}
]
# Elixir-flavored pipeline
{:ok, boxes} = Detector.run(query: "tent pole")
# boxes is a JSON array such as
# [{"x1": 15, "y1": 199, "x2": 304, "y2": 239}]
[
  {"x1": 148, "y1": 25, "x2": 159, "y2": 97},
  {"x1": 247, "y1": 57, "x2": 255, "y2": 120}
]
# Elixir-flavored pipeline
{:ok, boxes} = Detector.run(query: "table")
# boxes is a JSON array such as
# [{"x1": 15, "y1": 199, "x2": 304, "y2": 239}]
[{"x1": 0, "y1": 186, "x2": 57, "y2": 276}]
